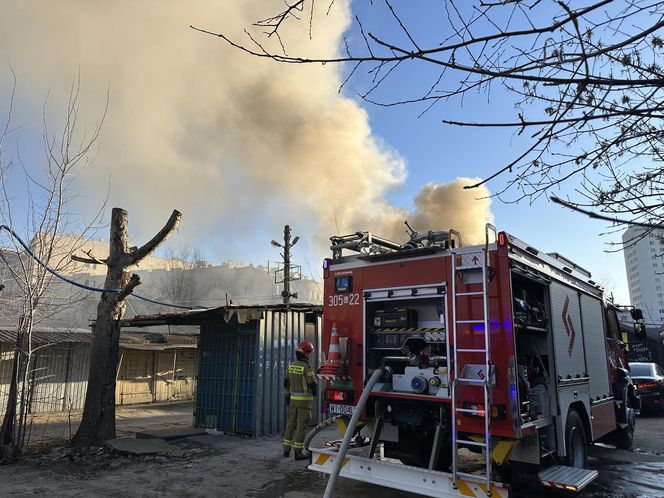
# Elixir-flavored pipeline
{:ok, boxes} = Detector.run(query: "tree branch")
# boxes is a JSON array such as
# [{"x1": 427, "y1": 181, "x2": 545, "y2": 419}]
[
  {"x1": 116, "y1": 273, "x2": 141, "y2": 301},
  {"x1": 71, "y1": 249, "x2": 107, "y2": 265},
  {"x1": 127, "y1": 210, "x2": 182, "y2": 265},
  {"x1": 551, "y1": 195, "x2": 664, "y2": 228}
]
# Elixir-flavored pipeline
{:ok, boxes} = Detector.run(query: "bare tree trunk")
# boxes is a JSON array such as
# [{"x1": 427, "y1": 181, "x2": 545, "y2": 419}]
[
  {"x1": 0, "y1": 312, "x2": 32, "y2": 459},
  {"x1": 72, "y1": 207, "x2": 181, "y2": 446},
  {"x1": 0, "y1": 342, "x2": 20, "y2": 455}
]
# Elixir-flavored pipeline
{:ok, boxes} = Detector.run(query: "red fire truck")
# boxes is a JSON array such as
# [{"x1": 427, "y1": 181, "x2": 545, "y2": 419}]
[{"x1": 309, "y1": 224, "x2": 640, "y2": 498}]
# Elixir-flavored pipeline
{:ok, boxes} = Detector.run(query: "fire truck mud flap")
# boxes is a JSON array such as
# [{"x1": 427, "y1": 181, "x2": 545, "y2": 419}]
[
  {"x1": 538, "y1": 465, "x2": 598, "y2": 493},
  {"x1": 308, "y1": 448, "x2": 509, "y2": 498}
]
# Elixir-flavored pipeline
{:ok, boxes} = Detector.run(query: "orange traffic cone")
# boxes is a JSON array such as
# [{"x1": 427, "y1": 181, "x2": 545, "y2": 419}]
[
  {"x1": 318, "y1": 322, "x2": 349, "y2": 379},
  {"x1": 327, "y1": 323, "x2": 342, "y2": 363}
]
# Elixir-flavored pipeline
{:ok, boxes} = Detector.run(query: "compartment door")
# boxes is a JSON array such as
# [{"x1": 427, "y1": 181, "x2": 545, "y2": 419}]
[
  {"x1": 579, "y1": 294, "x2": 611, "y2": 400},
  {"x1": 549, "y1": 282, "x2": 587, "y2": 380}
]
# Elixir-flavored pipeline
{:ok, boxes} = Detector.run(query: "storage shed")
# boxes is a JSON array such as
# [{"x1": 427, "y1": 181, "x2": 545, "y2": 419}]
[
  {"x1": 115, "y1": 333, "x2": 198, "y2": 406},
  {"x1": 0, "y1": 328, "x2": 91, "y2": 414},
  {"x1": 123, "y1": 304, "x2": 322, "y2": 437}
]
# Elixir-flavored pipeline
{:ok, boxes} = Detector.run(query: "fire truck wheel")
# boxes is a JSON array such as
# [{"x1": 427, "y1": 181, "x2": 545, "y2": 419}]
[
  {"x1": 614, "y1": 392, "x2": 636, "y2": 450},
  {"x1": 564, "y1": 410, "x2": 588, "y2": 469}
]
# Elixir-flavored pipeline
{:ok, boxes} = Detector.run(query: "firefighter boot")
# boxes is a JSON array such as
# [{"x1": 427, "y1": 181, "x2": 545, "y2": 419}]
[
  {"x1": 294, "y1": 450, "x2": 309, "y2": 460},
  {"x1": 283, "y1": 449, "x2": 290, "y2": 458}
]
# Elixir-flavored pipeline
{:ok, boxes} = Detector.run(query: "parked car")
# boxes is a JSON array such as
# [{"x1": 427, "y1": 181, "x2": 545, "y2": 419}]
[{"x1": 629, "y1": 362, "x2": 664, "y2": 412}]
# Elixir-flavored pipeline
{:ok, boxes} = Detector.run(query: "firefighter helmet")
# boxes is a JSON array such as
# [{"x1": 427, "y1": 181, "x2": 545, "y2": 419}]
[{"x1": 297, "y1": 340, "x2": 314, "y2": 357}]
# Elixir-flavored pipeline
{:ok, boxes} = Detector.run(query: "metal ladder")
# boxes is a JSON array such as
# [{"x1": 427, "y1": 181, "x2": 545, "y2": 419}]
[{"x1": 451, "y1": 223, "x2": 496, "y2": 494}]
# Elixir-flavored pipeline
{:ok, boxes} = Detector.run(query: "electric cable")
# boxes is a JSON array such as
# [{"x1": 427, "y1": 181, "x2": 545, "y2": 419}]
[{"x1": 0, "y1": 224, "x2": 203, "y2": 310}]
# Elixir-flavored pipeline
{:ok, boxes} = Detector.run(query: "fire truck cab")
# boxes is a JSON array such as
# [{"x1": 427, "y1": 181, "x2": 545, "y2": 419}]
[{"x1": 309, "y1": 225, "x2": 639, "y2": 498}]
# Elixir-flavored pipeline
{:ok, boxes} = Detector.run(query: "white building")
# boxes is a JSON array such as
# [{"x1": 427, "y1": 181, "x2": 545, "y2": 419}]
[{"x1": 623, "y1": 226, "x2": 664, "y2": 323}]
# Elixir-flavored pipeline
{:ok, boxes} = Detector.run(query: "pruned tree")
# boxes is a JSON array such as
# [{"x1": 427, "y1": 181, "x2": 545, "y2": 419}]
[
  {"x1": 0, "y1": 72, "x2": 106, "y2": 460},
  {"x1": 71, "y1": 208, "x2": 181, "y2": 446},
  {"x1": 195, "y1": 0, "x2": 664, "y2": 228}
]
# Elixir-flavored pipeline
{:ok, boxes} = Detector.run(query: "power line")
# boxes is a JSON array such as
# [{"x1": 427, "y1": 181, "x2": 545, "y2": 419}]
[{"x1": 0, "y1": 225, "x2": 199, "y2": 310}]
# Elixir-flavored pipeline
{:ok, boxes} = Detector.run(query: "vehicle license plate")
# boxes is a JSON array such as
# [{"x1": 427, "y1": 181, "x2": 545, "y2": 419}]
[{"x1": 328, "y1": 403, "x2": 355, "y2": 415}]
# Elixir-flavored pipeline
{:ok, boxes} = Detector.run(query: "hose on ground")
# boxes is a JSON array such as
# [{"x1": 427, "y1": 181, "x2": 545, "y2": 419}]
[
  {"x1": 304, "y1": 415, "x2": 341, "y2": 452},
  {"x1": 323, "y1": 367, "x2": 384, "y2": 498}
]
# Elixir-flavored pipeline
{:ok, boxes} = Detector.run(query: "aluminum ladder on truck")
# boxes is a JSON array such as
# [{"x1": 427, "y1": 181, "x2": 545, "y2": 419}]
[{"x1": 451, "y1": 223, "x2": 496, "y2": 495}]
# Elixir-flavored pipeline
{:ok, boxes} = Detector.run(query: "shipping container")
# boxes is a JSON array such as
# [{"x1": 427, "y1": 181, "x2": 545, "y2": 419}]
[{"x1": 195, "y1": 306, "x2": 322, "y2": 437}]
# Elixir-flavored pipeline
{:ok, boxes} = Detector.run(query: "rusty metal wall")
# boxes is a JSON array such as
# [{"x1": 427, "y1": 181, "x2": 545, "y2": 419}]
[
  {"x1": 153, "y1": 349, "x2": 198, "y2": 402},
  {"x1": 116, "y1": 350, "x2": 154, "y2": 405},
  {"x1": 116, "y1": 348, "x2": 197, "y2": 405},
  {"x1": 254, "y1": 309, "x2": 322, "y2": 437}
]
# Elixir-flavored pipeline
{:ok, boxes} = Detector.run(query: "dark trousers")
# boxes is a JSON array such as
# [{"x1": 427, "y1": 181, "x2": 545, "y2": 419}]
[{"x1": 283, "y1": 404, "x2": 311, "y2": 453}]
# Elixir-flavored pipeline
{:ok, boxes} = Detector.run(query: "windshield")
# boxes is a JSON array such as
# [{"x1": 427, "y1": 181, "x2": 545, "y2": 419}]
[{"x1": 630, "y1": 363, "x2": 653, "y2": 377}]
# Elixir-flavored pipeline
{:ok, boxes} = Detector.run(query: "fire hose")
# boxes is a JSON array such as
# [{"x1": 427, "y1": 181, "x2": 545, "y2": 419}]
[
  {"x1": 304, "y1": 415, "x2": 341, "y2": 452},
  {"x1": 322, "y1": 367, "x2": 385, "y2": 498}
]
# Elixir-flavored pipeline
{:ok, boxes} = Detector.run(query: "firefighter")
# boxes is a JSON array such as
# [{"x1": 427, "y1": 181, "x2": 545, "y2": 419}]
[{"x1": 283, "y1": 340, "x2": 316, "y2": 460}]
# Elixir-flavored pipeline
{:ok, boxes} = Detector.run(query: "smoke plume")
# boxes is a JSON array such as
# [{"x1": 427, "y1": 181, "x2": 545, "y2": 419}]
[{"x1": 0, "y1": 1, "x2": 493, "y2": 261}]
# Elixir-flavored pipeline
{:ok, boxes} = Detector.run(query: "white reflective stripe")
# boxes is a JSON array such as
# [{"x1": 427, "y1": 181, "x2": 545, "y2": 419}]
[{"x1": 329, "y1": 345, "x2": 341, "y2": 352}]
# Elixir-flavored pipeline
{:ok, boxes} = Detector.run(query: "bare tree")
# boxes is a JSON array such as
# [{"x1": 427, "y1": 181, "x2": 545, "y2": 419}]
[
  {"x1": 195, "y1": 0, "x2": 664, "y2": 227},
  {"x1": 158, "y1": 244, "x2": 204, "y2": 306},
  {"x1": 71, "y1": 208, "x2": 181, "y2": 446},
  {"x1": 0, "y1": 72, "x2": 106, "y2": 460}
]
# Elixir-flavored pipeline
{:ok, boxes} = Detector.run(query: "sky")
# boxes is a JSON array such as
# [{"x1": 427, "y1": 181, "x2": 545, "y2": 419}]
[{"x1": 0, "y1": 0, "x2": 630, "y2": 303}]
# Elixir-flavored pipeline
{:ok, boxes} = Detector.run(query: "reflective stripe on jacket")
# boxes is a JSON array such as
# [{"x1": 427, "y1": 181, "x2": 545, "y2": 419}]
[{"x1": 285, "y1": 359, "x2": 315, "y2": 401}]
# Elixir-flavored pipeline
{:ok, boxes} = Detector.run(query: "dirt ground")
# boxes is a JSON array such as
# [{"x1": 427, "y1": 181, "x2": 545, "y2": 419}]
[
  {"x1": 0, "y1": 403, "x2": 662, "y2": 497},
  {"x1": 23, "y1": 401, "x2": 194, "y2": 446}
]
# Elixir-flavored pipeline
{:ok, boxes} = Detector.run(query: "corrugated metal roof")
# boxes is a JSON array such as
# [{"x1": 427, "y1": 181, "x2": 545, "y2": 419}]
[
  {"x1": 0, "y1": 328, "x2": 198, "y2": 348},
  {"x1": 0, "y1": 328, "x2": 91, "y2": 344},
  {"x1": 120, "y1": 332, "x2": 198, "y2": 346},
  {"x1": 120, "y1": 343, "x2": 197, "y2": 351},
  {"x1": 121, "y1": 303, "x2": 322, "y2": 328}
]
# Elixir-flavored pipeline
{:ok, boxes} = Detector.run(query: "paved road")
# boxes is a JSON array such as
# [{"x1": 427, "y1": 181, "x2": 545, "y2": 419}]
[{"x1": 633, "y1": 411, "x2": 664, "y2": 455}]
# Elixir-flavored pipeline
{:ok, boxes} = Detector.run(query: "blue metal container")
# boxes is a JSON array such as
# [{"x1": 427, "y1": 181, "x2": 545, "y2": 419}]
[{"x1": 195, "y1": 306, "x2": 321, "y2": 437}]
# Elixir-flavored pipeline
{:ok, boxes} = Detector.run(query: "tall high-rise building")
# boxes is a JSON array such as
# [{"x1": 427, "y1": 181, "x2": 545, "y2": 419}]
[{"x1": 622, "y1": 226, "x2": 664, "y2": 323}]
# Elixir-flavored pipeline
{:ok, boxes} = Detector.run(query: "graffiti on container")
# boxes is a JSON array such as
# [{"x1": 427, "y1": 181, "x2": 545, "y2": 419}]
[{"x1": 628, "y1": 341, "x2": 654, "y2": 362}]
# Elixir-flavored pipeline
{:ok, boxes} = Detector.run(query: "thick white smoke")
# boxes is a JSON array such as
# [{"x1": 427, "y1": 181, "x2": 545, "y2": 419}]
[{"x1": 0, "y1": 1, "x2": 493, "y2": 261}]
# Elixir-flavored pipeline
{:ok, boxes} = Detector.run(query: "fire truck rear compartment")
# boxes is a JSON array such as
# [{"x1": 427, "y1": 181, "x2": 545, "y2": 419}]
[
  {"x1": 511, "y1": 272, "x2": 555, "y2": 424},
  {"x1": 363, "y1": 288, "x2": 452, "y2": 469},
  {"x1": 363, "y1": 270, "x2": 560, "y2": 471}
]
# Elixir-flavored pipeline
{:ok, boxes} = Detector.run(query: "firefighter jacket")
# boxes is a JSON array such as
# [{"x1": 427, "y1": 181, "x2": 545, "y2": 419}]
[{"x1": 284, "y1": 359, "x2": 316, "y2": 408}]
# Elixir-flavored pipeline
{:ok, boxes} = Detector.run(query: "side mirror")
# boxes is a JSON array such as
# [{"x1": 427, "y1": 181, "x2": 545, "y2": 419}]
[
  {"x1": 630, "y1": 308, "x2": 644, "y2": 321},
  {"x1": 634, "y1": 322, "x2": 647, "y2": 340}
]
